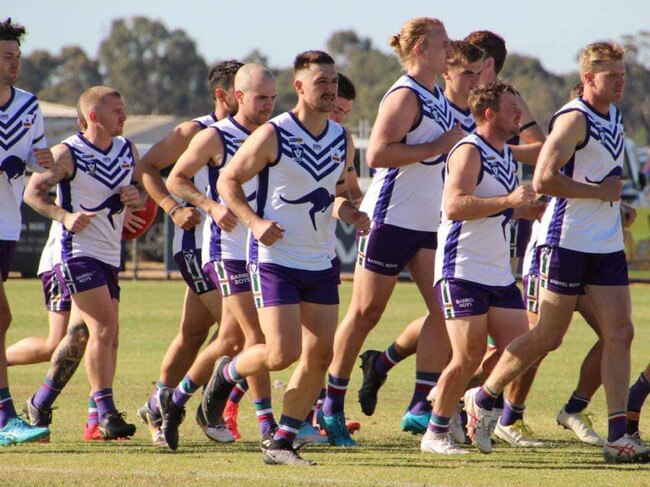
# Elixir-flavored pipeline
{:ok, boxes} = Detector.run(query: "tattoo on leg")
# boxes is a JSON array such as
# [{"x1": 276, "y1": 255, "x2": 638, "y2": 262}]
[{"x1": 47, "y1": 322, "x2": 89, "y2": 386}]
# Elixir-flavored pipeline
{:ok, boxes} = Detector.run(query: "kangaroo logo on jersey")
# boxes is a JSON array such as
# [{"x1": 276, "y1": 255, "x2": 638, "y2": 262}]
[
  {"x1": 279, "y1": 187, "x2": 334, "y2": 231},
  {"x1": 80, "y1": 193, "x2": 124, "y2": 229},
  {"x1": 0, "y1": 155, "x2": 26, "y2": 183},
  {"x1": 584, "y1": 165, "x2": 622, "y2": 185}
]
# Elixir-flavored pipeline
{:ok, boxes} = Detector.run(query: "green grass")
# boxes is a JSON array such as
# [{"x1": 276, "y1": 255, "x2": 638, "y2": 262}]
[{"x1": 2, "y1": 279, "x2": 650, "y2": 486}]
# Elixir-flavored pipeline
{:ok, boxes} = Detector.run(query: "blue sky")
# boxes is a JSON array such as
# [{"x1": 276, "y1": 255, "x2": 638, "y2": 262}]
[{"x1": 10, "y1": 0, "x2": 649, "y2": 74}]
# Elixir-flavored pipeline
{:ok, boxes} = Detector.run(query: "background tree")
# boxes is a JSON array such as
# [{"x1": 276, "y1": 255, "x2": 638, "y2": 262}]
[
  {"x1": 98, "y1": 17, "x2": 209, "y2": 116},
  {"x1": 39, "y1": 46, "x2": 102, "y2": 106},
  {"x1": 19, "y1": 50, "x2": 58, "y2": 95}
]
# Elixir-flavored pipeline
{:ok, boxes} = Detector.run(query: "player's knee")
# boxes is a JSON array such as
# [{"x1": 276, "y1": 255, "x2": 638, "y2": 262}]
[
  {"x1": 267, "y1": 347, "x2": 300, "y2": 371},
  {"x1": 93, "y1": 323, "x2": 117, "y2": 347},
  {"x1": 220, "y1": 335, "x2": 244, "y2": 357},
  {"x1": 305, "y1": 345, "x2": 334, "y2": 372},
  {"x1": 543, "y1": 334, "x2": 564, "y2": 353},
  {"x1": 603, "y1": 320, "x2": 634, "y2": 348},
  {"x1": 353, "y1": 305, "x2": 384, "y2": 333},
  {"x1": 181, "y1": 327, "x2": 210, "y2": 348}
]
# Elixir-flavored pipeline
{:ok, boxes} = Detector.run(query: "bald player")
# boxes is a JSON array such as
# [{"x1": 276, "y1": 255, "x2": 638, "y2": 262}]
[{"x1": 135, "y1": 61, "x2": 245, "y2": 446}]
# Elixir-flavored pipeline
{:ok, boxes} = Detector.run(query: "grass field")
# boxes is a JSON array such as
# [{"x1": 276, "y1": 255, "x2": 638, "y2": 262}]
[{"x1": 2, "y1": 279, "x2": 649, "y2": 486}]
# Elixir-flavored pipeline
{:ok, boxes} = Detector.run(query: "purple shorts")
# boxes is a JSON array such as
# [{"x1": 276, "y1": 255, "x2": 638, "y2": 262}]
[
  {"x1": 538, "y1": 245, "x2": 629, "y2": 296},
  {"x1": 510, "y1": 219, "x2": 533, "y2": 258},
  {"x1": 332, "y1": 256, "x2": 341, "y2": 285},
  {"x1": 0, "y1": 240, "x2": 16, "y2": 282},
  {"x1": 436, "y1": 278, "x2": 524, "y2": 318},
  {"x1": 357, "y1": 222, "x2": 437, "y2": 276},
  {"x1": 203, "y1": 259, "x2": 251, "y2": 297},
  {"x1": 39, "y1": 270, "x2": 72, "y2": 312},
  {"x1": 54, "y1": 257, "x2": 120, "y2": 301},
  {"x1": 173, "y1": 250, "x2": 215, "y2": 295},
  {"x1": 249, "y1": 261, "x2": 339, "y2": 308}
]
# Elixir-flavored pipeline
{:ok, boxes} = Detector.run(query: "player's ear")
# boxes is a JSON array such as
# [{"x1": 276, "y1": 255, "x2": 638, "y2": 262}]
[{"x1": 293, "y1": 78, "x2": 303, "y2": 95}]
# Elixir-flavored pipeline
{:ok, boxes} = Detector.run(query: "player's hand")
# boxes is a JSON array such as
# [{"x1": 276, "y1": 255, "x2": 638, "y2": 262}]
[
  {"x1": 597, "y1": 176, "x2": 622, "y2": 202},
  {"x1": 349, "y1": 209, "x2": 370, "y2": 235},
  {"x1": 251, "y1": 218, "x2": 285, "y2": 246},
  {"x1": 63, "y1": 211, "x2": 95, "y2": 233},
  {"x1": 208, "y1": 202, "x2": 238, "y2": 232},
  {"x1": 621, "y1": 204, "x2": 637, "y2": 228},
  {"x1": 514, "y1": 199, "x2": 547, "y2": 221},
  {"x1": 171, "y1": 206, "x2": 201, "y2": 231},
  {"x1": 123, "y1": 209, "x2": 146, "y2": 233},
  {"x1": 32, "y1": 148, "x2": 54, "y2": 170},
  {"x1": 507, "y1": 184, "x2": 536, "y2": 208},
  {"x1": 435, "y1": 123, "x2": 465, "y2": 154},
  {"x1": 120, "y1": 185, "x2": 142, "y2": 209}
]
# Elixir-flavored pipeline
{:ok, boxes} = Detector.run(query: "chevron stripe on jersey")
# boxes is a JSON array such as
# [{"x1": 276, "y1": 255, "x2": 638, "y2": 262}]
[
  {"x1": 68, "y1": 135, "x2": 134, "y2": 189},
  {"x1": 273, "y1": 112, "x2": 346, "y2": 182},
  {"x1": 434, "y1": 133, "x2": 518, "y2": 287},
  {"x1": 53, "y1": 134, "x2": 135, "y2": 267},
  {"x1": 447, "y1": 99, "x2": 476, "y2": 134},
  {"x1": 0, "y1": 87, "x2": 48, "y2": 241},
  {"x1": 537, "y1": 97, "x2": 625, "y2": 254},
  {"x1": 249, "y1": 112, "x2": 345, "y2": 270},
  {"x1": 359, "y1": 77, "x2": 452, "y2": 232},
  {"x1": 0, "y1": 90, "x2": 40, "y2": 151}
]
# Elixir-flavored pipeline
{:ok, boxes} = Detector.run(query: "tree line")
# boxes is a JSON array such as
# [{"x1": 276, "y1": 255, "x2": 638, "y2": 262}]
[{"x1": 18, "y1": 17, "x2": 650, "y2": 144}]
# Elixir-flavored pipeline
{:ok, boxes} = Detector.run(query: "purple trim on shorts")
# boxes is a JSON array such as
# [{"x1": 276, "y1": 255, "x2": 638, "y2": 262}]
[
  {"x1": 39, "y1": 270, "x2": 72, "y2": 312},
  {"x1": 373, "y1": 167, "x2": 399, "y2": 223},
  {"x1": 441, "y1": 221, "x2": 463, "y2": 278},
  {"x1": 53, "y1": 257, "x2": 120, "y2": 301},
  {"x1": 0, "y1": 240, "x2": 16, "y2": 282},
  {"x1": 173, "y1": 250, "x2": 215, "y2": 295},
  {"x1": 250, "y1": 261, "x2": 338, "y2": 308},
  {"x1": 203, "y1": 259, "x2": 251, "y2": 297}
]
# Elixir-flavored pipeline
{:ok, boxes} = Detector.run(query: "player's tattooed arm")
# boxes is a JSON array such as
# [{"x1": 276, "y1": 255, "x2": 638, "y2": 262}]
[
  {"x1": 167, "y1": 128, "x2": 224, "y2": 212},
  {"x1": 24, "y1": 144, "x2": 74, "y2": 223},
  {"x1": 47, "y1": 322, "x2": 89, "y2": 386}
]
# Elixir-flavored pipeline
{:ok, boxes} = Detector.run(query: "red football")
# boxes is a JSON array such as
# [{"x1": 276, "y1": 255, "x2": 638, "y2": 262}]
[{"x1": 122, "y1": 197, "x2": 158, "y2": 241}]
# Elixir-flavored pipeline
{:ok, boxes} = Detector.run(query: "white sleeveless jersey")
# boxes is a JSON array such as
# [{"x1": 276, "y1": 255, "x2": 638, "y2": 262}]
[
  {"x1": 360, "y1": 76, "x2": 454, "y2": 232},
  {"x1": 537, "y1": 98, "x2": 624, "y2": 253},
  {"x1": 37, "y1": 222, "x2": 60, "y2": 276},
  {"x1": 0, "y1": 87, "x2": 48, "y2": 240},
  {"x1": 435, "y1": 134, "x2": 519, "y2": 287},
  {"x1": 171, "y1": 113, "x2": 216, "y2": 255},
  {"x1": 447, "y1": 99, "x2": 476, "y2": 134},
  {"x1": 52, "y1": 133, "x2": 136, "y2": 267},
  {"x1": 201, "y1": 116, "x2": 256, "y2": 263},
  {"x1": 249, "y1": 112, "x2": 346, "y2": 270}
]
